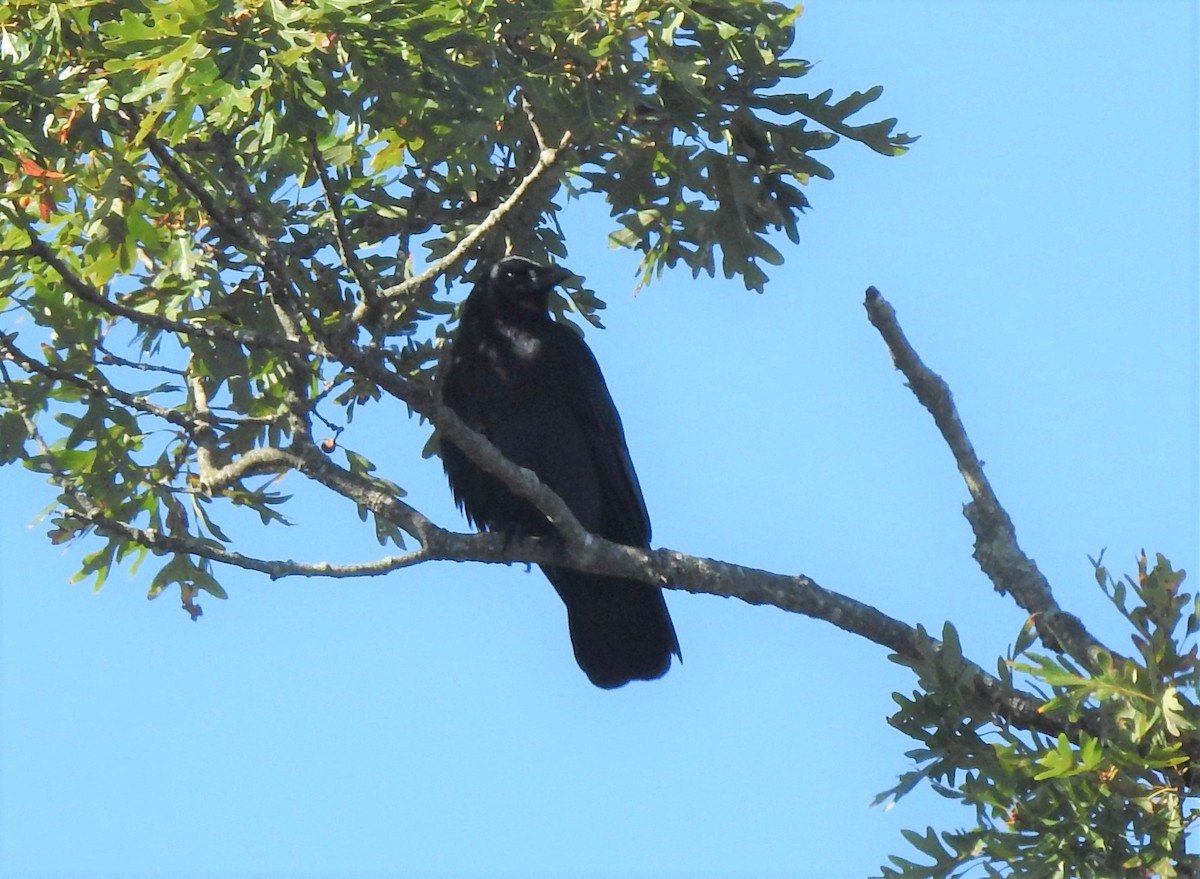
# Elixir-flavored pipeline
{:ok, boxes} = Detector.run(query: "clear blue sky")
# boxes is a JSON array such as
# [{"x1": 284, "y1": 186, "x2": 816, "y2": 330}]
[{"x1": 2, "y1": 3, "x2": 1197, "y2": 877}]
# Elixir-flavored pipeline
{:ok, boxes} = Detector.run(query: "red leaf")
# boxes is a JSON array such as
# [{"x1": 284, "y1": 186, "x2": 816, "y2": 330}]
[{"x1": 16, "y1": 151, "x2": 66, "y2": 180}]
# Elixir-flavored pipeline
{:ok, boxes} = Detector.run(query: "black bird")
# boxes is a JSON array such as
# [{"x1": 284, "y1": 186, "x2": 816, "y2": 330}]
[{"x1": 440, "y1": 256, "x2": 680, "y2": 688}]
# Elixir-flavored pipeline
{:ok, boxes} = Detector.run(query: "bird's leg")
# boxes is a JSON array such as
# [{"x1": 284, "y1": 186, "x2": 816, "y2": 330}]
[{"x1": 495, "y1": 524, "x2": 535, "y2": 573}]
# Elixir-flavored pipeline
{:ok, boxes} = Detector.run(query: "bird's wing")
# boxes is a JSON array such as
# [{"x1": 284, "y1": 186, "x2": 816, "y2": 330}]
[{"x1": 544, "y1": 322, "x2": 651, "y2": 547}]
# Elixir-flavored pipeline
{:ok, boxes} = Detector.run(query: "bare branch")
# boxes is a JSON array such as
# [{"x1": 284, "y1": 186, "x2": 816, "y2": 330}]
[
  {"x1": 97, "y1": 344, "x2": 188, "y2": 376},
  {"x1": 864, "y1": 286, "x2": 1112, "y2": 670},
  {"x1": 2, "y1": 373, "x2": 1076, "y2": 744},
  {"x1": 51, "y1": 455, "x2": 1085, "y2": 745}
]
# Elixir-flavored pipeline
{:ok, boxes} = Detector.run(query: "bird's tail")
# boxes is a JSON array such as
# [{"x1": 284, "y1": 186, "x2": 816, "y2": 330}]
[{"x1": 542, "y1": 566, "x2": 680, "y2": 689}]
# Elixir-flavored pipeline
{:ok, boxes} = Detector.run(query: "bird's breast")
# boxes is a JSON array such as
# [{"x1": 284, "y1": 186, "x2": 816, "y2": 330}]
[
  {"x1": 497, "y1": 323, "x2": 542, "y2": 361},
  {"x1": 449, "y1": 324, "x2": 553, "y2": 417}
]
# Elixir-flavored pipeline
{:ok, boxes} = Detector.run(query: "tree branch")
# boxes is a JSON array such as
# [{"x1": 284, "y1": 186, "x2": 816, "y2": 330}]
[
  {"x1": 3, "y1": 318, "x2": 1100, "y2": 750},
  {"x1": 0, "y1": 210, "x2": 314, "y2": 356},
  {"x1": 0, "y1": 333, "x2": 195, "y2": 434},
  {"x1": 198, "y1": 446, "x2": 302, "y2": 493},
  {"x1": 143, "y1": 126, "x2": 315, "y2": 353},
  {"x1": 366, "y1": 129, "x2": 573, "y2": 318},
  {"x1": 142, "y1": 128, "x2": 256, "y2": 253},
  {"x1": 521, "y1": 91, "x2": 551, "y2": 152},
  {"x1": 97, "y1": 344, "x2": 188, "y2": 376},
  {"x1": 53, "y1": 458, "x2": 1084, "y2": 744},
  {"x1": 186, "y1": 366, "x2": 300, "y2": 494},
  {"x1": 310, "y1": 138, "x2": 380, "y2": 308},
  {"x1": 1, "y1": 362, "x2": 1075, "y2": 745},
  {"x1": 319, "y1": 332, "x2": 596, "y2": 548},
  {"x1": 864, "y1": 286, "x2": 1112, "y2": 670}
]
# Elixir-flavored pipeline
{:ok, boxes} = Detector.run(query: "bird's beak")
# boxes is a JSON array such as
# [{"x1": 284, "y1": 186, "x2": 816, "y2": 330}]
[{"x1": 540, "y1": 264, "x2": 576, "y2": 288}]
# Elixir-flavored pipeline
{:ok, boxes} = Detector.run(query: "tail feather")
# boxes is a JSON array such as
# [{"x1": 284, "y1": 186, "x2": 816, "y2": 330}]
[{"x1": 541, "y1": 566, "x2": 680, "y2": 689}]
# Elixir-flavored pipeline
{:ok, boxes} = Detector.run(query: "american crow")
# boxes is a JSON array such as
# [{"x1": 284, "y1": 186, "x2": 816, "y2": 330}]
[{"x1": 440, "y1": 256, "x2": 680, "y2": 688}]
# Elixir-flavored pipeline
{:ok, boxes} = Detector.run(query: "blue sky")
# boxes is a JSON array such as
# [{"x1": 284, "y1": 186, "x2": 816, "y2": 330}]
[{"x1": 2, "y1": 2, "x2": 1197, "y2": 877}]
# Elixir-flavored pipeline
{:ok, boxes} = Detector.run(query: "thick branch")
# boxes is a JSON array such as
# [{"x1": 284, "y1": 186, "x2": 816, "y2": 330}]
[
  {"x1": 4, "y1": 378, "x2": 1066, "y2": 741},
  {"x1": 57, "y1": 467, "x2": 1080, "y2": 743},
  {"x1": 864, "y1": 286, "x2": 1111, "y2": 670},
  {"x1": 197, "y1": 444, "x2": 301, "y2": 494},
  {"x1": 3, "y1": 324, "x2": 1097, "y2": 749}
]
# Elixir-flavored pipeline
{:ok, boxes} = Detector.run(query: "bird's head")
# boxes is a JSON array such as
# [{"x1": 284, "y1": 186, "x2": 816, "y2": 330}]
[{"x1": 484, "y1": 256, "x2": 574, "y2": 313}]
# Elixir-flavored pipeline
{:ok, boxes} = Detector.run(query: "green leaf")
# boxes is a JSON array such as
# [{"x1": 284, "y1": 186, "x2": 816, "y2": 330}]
[
  {"x1": 0, "y1": 411, "x2": 28, "y2": 464},
  {"x1": 345, "y1": 448, "x2": 377, "y2": 475},
  {"x1": 900, "y1": 826, "x2": 950, "y2": 862},
  {"x1": 1161, "y1": 686, "x2": 1193, "y2": 735},
  {"x1": 1012, "y1": 614, "x2": 1037, "y2": 658}
]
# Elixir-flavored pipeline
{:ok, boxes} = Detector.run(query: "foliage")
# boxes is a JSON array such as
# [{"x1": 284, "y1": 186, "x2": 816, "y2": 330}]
[
  {"x1": 0, "y1": 0, "x2": 910, "y2": 605},
  {"x1": 1, "y1": 3, "x2": 1193, "y2": 875},
  {"x1": 878, "y1": 554, "x2": 1198, "y2": 879}
]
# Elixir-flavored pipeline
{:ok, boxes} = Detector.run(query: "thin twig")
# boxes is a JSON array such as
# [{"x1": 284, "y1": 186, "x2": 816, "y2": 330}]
[
  {"x1": 521, "y1": 91, "x2": 549, "y2": 152},
  {"x1": 0, "y1": 333, "x2": 195, "y2": 433},
  {"x1": 1, "y1": 209, "x2": 314, "y2": 355},
  {"x1": 142, "y1": 130, "x2": 252, "y2": 251},
  {"x1": 97, "y1": 344, "x2": 188, "y2": 376},
  {"x1": 367, "y1": 129, "x2": 574, "y2": 318},
  {"x1": 310, "y1": 138, "x2": 379, "y2": 306}
]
